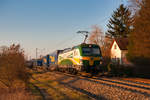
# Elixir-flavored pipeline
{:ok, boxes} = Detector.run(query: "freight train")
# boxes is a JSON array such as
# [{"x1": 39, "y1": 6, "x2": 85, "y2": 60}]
[{"x1": 36, "y1": 43, "x2": 103, "y2": 73}]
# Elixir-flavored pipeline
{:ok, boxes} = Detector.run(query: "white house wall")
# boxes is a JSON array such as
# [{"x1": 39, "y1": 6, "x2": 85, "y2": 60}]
[{"x1": 111, "y1": 41, "x2": 121, "y2": 59}]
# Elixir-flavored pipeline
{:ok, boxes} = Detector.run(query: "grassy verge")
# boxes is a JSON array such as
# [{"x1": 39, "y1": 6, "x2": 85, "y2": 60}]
[
  {"x1": 27, "y1": 83, "x2": 43, "y2": 100},
  {"x1": 30, "y1": 69, "x2": 91, "y2": 100}
]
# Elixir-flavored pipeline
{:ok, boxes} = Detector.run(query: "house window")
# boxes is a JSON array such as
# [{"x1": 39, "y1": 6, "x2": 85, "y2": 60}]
[{"x1": 114, "y1": 44, "x2": 117, "y2": 49}]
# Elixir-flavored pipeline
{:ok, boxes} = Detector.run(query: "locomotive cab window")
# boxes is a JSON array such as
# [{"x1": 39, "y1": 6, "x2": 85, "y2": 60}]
[
  {"x1": 92, "y1": 48, "x2": 100, "y2": 55},
  {"x1": 82, "y1": 47, "x2": 91, "y2": 55},
  {"x1": 82, "y1": 47, "x2": 101, "y2": 56}
]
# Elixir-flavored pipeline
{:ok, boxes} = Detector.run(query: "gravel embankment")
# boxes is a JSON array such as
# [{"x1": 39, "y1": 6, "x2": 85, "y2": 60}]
[{"x1": 47, "y1": 72, "x2": 150, "y2": 100}]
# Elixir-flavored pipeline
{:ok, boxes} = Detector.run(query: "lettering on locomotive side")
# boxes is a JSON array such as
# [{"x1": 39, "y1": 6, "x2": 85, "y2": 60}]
[
  {"x1": 67, "y1": 53, "x2": 73, "y2": 58},
  {"x1": 58, "y1": 56, "x2": 63, "y2": 61}
]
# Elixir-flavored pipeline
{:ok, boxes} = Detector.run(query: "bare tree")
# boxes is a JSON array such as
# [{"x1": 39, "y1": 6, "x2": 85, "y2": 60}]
[
  {"x1": 0, "y1": 46, "x2": 8, "y2": 54},
  {"x1": 102, "y1": 36, "x2": 112, "y2": 58},
  {"x1": 128, "y1": 0, "x2": 143, "y2": 15},
  {"x1": 88, "y1": 25, "x2": 104, "y2": 46},
  {"x1": 88, "y1": 25, "x2": 113, "y2": 63}
]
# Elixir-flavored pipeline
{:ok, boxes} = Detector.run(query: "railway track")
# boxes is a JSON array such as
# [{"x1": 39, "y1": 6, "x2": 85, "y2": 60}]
[{"x1": 55, "y1": 71, "x2": 150, "y2": 97}]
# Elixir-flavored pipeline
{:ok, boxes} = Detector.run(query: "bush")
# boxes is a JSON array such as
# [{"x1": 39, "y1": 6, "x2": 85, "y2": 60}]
[
  {"x1": 0, "y1": 44, "x2": 30, "y2": 90},
  {"x1": 107, "y1": 63, "x2": 134, "y2": 77},
  {"x1": 134, "y1": 65, "x2": 150, "y2": 78},
  {"x1": 98, "y1": 57, "x2": 111, "y2": 73},
  {"x1": 127, "y1": 56, "x2": 150, "y2": 78}
]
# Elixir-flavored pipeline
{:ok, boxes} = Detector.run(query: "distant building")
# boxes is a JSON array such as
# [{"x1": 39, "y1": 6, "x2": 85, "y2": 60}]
[{"x1": 110, "y1": 38, "x2": 131, "y2": 65}]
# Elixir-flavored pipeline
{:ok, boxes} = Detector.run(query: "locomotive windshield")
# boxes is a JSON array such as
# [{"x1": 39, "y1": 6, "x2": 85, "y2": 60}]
[
  {"x1": 82, "y1": 47, "x2": 101, "y2": 56},
  {"x1": 92, "y1": 48, "x2": 100, "y2": 55}
]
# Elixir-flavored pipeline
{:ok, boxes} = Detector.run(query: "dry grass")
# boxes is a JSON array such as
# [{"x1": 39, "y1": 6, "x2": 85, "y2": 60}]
[
  {"x1": 30, "y1": 70, "x2": 91, "y2": 100},
  {"x1": 0, "y1": 73, "x2": 39, "y2": 100},
  {"x1": 0, "y1": 88, "x2": 35, "y2": 100}
]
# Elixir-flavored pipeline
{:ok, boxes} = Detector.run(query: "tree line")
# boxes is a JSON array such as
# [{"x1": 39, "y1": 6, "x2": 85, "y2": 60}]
[{"x1": 88, "y1": 0, "x2": 150, "y2": 76}]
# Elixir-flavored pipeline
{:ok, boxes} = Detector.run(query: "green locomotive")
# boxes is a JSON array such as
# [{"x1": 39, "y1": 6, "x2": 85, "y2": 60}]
[{"x1": 58, "y1": 43, "x2": 102, "y2": 72}]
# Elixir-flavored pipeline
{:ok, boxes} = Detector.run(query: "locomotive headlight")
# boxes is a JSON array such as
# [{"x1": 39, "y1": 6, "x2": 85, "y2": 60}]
[
  {"x1": 100, "y1": 61, "x2": 102, "y2": 65},
  {"x1": 100, "y1": 57, "x2": 103, "y2": 64}
]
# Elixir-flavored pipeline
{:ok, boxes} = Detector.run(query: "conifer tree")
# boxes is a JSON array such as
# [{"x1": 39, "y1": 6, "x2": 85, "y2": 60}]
[
  {"x1": 128, "y1": 0, "x2": 150, "y2": 65},
  {"x1": 106, "y1": 4, "x2": 132, "y2": 38}
]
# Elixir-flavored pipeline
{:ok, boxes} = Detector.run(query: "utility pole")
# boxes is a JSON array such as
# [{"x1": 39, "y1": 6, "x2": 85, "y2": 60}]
[
  {"x1": 77, "y1": 31, "x2": 89, "y2": 43},
  {"x1": 36, "y1": 48, "x2": 38, "y2": 59}
]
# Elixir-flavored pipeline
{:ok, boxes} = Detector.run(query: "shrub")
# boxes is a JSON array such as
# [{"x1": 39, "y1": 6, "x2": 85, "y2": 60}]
[
  {"x1": 107, "y1": 63, "x2": 119, "y2": 76},
  {"x1": 107, "y1": 63, "x2": 134, "y2": 77},
  {"x1": 0, "y1": 44, "x2": 30, "y2": 90}
]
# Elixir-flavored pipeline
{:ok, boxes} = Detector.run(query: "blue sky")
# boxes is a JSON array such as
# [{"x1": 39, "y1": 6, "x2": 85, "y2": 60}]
[{"x1": 0, "y1": 0, "x2": 127, "y2": 59}]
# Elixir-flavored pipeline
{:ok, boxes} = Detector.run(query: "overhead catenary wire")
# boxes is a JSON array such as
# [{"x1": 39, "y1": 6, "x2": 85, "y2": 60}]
[
  {"x1": 49, "y1": 34, "x2": 78, "y2": 53},
  {"x1": 43, "y1": 13, "x2": 115, "y2": 54}
]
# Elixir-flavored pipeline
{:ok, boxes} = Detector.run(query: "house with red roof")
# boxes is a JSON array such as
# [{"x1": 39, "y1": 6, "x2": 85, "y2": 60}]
[{"x1": 110, "y1": 38, "x2": 131, "y2": 65}]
